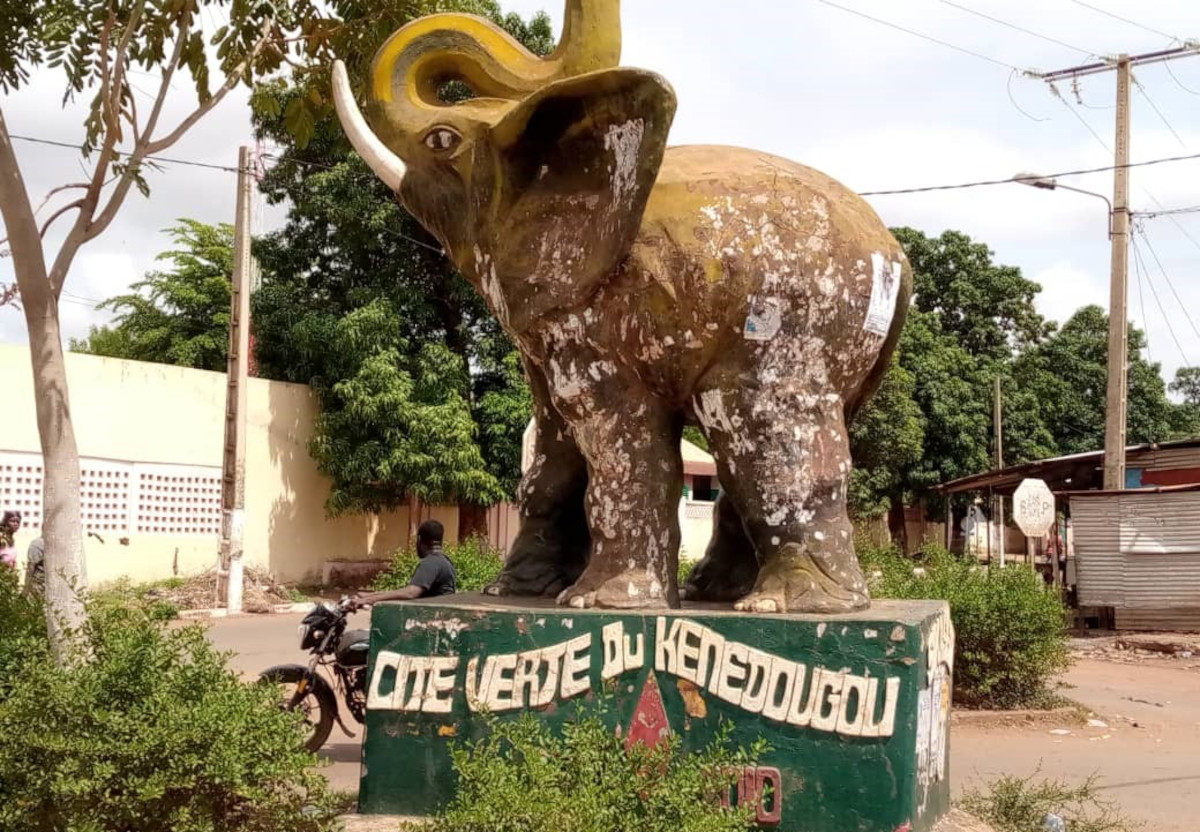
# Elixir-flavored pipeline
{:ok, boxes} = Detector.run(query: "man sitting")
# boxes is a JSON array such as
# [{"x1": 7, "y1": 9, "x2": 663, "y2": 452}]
[{"x1": 353, "y1": 520, "x2": 457, "y2": 607}]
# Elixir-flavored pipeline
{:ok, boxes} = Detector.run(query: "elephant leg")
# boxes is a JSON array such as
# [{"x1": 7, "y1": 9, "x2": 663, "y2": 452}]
[
  {"x1": 484, "y1": 368, "x2": 590, "y2": 598},
  {"x1": 680, "y1": 493, "x2": 759, "y2": 603},
  {"x1": 556, "y1": 401, "x2": 682, "y2": 610},
  {"x1": 699, "y1": 388, "x2": 868, "y2": 614}
]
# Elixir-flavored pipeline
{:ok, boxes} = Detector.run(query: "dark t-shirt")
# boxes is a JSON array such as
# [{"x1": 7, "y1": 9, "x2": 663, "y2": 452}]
[{"x1": 410, "y1": 552, "x2": 456, "y2": 597}]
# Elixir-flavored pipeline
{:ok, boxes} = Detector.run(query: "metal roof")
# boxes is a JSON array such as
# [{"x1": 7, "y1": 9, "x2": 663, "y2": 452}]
[{"x1": 934, "y1": 437, "x2": 1200, "y2": 495}]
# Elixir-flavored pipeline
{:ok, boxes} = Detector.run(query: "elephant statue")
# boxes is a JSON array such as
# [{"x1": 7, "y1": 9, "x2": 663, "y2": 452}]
[{"x1": 333, "y1": 0, "x2": 911, "y2": 613}]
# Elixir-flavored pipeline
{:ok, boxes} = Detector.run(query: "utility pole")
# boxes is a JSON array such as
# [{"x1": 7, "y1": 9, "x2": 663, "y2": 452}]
[
  {"x1": 1039, "y1": 45, "x2": 1199, "y2": 491},
  {"x1": 1104, "y1": 56, "x2": 1132, "y2": 494},
  {"x1": 994, "y1": 376, "x2": 1005, "y2": 568},
  {"x1": 218, "y1": 146, "x2": 253, "y2": 613}
]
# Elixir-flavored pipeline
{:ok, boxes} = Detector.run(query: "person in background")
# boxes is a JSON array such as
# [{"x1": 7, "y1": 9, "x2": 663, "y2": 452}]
[
  {"x1": 0, "y1": 511, "x2": 21, "y2": 570},
  {"x1": 353, "y1": 520, "x2": 456, "y2": 607},
  {"x1": 24, "y1": 536, "x2": 44, "y2": 598}
]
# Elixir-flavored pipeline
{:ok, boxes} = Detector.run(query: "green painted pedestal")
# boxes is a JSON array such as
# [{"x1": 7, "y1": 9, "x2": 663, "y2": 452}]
[{"x1": 359, "y1": 595, "x2": 954, "y2": 832}]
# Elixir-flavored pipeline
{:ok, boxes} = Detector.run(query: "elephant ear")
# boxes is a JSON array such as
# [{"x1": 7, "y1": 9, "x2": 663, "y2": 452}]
[{"x1": 483, "y1": 68, "x2": 677, "y2": 324}]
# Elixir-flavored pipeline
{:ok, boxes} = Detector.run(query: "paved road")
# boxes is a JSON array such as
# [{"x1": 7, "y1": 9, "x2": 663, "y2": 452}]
[{"x1": 206, "y1": 612, "x2": 1200, "y2": 825}]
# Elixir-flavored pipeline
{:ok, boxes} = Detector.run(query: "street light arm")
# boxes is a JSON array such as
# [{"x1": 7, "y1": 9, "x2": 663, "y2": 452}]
[
  {"x1": 1050, "y1": 183, "x2": 1114, "y2": 218},
  {"x1": 1012, "y1": 173, "x2": 1115, "y2": 238}
]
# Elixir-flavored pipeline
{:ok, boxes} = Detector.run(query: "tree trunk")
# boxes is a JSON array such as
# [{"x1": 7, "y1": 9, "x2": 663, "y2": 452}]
[
  {"x1": 0, "y1": 113, "x2": 88, "y2": 661},
  {"x1": 25, "y1": 295, "x2": 88, "y2": 657},
  {"x1": 458, "y1": 503, "x2": 489, "y2": 543},
  {"x1": 887, "y1": 499, "x2": 910, "y2": 555}
]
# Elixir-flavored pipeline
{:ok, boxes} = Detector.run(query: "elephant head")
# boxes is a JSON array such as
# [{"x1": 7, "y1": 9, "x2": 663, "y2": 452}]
[{"x1": 333, "y1": 0, "x2": 677, "y2": 331}]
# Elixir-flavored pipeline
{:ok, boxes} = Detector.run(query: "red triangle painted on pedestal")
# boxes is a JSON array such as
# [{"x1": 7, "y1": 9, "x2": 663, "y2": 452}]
[{"x1": 626, "y1": 671, "x2": 672, "y2": 751}]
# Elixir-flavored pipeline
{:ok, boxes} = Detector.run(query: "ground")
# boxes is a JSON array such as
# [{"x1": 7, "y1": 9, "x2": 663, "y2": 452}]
[{"x1": 205, "y1": 614, "x2": 1200, "y2": 826}]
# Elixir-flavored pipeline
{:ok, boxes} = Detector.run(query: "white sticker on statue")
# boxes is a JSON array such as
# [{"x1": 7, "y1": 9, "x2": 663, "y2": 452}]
[
  {"x1": 864, "y1": 252, "x2": 902, "y2": 336},
  {"x1": 743, "y1": 296, "x2": 782, "y2": 341}
]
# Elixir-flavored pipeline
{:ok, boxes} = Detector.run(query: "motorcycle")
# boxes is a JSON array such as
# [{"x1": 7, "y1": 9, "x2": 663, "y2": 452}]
[{"x1": 260, "y1": 599, "x2": 369, "y2": 752}]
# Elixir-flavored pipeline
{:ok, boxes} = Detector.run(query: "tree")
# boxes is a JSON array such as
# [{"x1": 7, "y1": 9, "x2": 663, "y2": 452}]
[
  {"x1": 1171, "y1": 366, "x2": 1200, "y2": 438},
  {"x1": 893, "y1": 228, "x2": 1050, "y2": 363},
  {"x1": 1013, "y1": 305, "x2": 1181, "y2": 455},
  {"x1": 251, "y1": 2, "x2": 551, "y2": 517},
  {"x1": 0, "y1": 0, "x2": 429, "y2": 657},
  {"x1": 71, "y1": 220, "x2": 232, "y2": 371},
  {"x1": 847, "y1": 355, "x2": 924, "y2": 539},
  {"x1": 850, "y1": 229, "x2": 1053, "y2": 538},
  {"x1": 1172, "y1": 367, "x2": 1200, "y2": 408}
]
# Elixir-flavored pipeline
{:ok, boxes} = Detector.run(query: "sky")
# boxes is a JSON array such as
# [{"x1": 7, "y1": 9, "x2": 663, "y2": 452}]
[{"x1": 2, "y1": 0, "x2": 1198, "y2": 387}]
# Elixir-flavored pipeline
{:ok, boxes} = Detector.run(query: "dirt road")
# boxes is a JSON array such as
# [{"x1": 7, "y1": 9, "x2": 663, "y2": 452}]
[
  {"x1": 952, "y1": 659, "x2": 1200, "y2": 832},
  {"x1": 206, "y1": 613, "x2": 1200, "y2": 823}
]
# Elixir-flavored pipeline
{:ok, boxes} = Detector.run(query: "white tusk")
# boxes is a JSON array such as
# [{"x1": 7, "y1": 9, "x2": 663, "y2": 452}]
[{"x1": 332, "y1": 60, "x2": 406, "y2": 192}]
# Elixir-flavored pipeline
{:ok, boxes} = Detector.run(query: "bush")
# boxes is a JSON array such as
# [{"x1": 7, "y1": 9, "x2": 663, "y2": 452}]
[
  {"x1": 860, "y1": 544, "x2": 1069, "y2": 709},
  {"x1": 89, "y1": 578, "x2": 181, "y2": 621},
  {"x1": 414, "y1": 706, "x2": 765, "y2": 832},
  {"x1": 961, "y1": 772, "x2": 1137, "y2": 832},
  {"x1": 0, "y1": 597, "x2": 341, "y2": 832},
  {"x1": 0, "y1": 568, "x2": 45, "y2": 700},
  {"x1": 372, "y1": 536, "x2": 504, "y2": 593}
]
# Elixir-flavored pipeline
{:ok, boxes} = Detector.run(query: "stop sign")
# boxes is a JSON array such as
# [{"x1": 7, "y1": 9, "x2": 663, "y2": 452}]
[{"x1": 1013, "y1": 478, "x2": 1056, "y2": 537}]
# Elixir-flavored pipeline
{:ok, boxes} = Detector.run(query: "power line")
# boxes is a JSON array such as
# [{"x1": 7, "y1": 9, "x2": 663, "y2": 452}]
[
  {"x1": 1050, "y1": 84, "x2": 1115, "y2": 149},
  {"x1": 13, "y1": 130, "x2": 1200, "y2": 233},
  {"x1": 1131, "y1": 231, "x2": 1152, "y2": 364},
  {"x1": 1164, "y1": 60, "x2": 1200, "y2": 95},
  {"x1": 1064, "y1": 0, "x2": 1182, "y2": 44},
  {"x1": 1137, "y1": 226, "x2": 1200, "y2": 341},
  {"x1": 857, "y1": 150, "x2": 1200, "y2": 196},
  {"x1": 7, "y1": 134, "x2": 242, "y2": 173},
  {"x1": 1132, "y1": 234, "x2": 1191, "y2": 366},
  {"x1": 1133, "y1": 78, "x2": 1188, "y2": 148},
  {"x1": 814, "y1": 0, "x2": 1027, "y2": 73},
  {"x1": 1139, "y1": 205, "x2": 1200, "y2": 219},
  {"x1": 936, "y1": 0, "x2": 1094, "y2": 57},
  {"x1": 1049, "y1": 92, "x2": 1200, "y2": 255}
]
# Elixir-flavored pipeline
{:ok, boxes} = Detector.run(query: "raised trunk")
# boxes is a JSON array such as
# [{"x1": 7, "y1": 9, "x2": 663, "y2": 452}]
[{"x1": 0, "y1": 112, "x2": 89, "y2": 661}]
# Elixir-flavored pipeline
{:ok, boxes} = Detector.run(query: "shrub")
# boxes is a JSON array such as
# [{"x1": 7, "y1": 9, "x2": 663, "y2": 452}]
[
  {"x1": 961, "y1": 772, "x2": 1137, "y2": 832},
  {"x1": 0, "y1": 568, "x2": 45, "y2": 700},
  {"x1": 414, "y1": 706, "x2": 765, "y2": 832},
  {"x1": 0, "y1": 600, "x2": 341, "y2": 832},
  {"x1": 372, "y1": 536, "x2": 504, "y2": 593},
  {"x1": 89, "y1": 578, "x2": 181, "y2": 620},
  {"x1": 860, "y1": 543, "x2": 1070, "y2": 709}
]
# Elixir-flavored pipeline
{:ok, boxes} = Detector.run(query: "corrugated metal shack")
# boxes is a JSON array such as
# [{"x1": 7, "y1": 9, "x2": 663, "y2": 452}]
[
  {"x1": 1070, "y1": 485, "x2": 1200, "y2": 631},
  {"x1": 936, "y1": 438, "x2": 1200, "y2": 631}
]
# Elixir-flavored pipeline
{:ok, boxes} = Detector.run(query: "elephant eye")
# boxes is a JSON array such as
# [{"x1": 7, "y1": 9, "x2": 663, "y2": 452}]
[{"x1": 424, "y1": 127, "x2": 462, "y2": 152}]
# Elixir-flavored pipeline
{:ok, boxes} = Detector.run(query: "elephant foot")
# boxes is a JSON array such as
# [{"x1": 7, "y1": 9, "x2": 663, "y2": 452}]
[
  {"x1": 680, "y1": 556, "x2": 756, "y2": 603},
  {"x1": 556, "y1": 566, "x2": 673, "y2": 610},
  {"x1": 483, "y1": 574, "x2": 568, "y2": 599},
  {"x1": 483, "y1": 554, "x2": 577, "y2": 599},
  {"x1": 733, "y1": 544, "x2": 869, "y2": 614}
]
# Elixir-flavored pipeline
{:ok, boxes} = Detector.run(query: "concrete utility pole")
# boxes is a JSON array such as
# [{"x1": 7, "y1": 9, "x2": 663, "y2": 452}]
[
  {"x1": 994, "y1": 376, "x2": 1005, "y2": 567},
  {"x1": 218, "y1": 146, "x2": 253, "y2": 613},
  {"x1": 1038, "y1": 45, "x2": 1199, "y2": 491},
  {"x1": 1104, "y1": 57, "x2": 1132, "y2": 493}
]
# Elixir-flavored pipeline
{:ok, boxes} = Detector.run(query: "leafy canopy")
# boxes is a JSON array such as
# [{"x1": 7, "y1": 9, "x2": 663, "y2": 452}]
[
  {"x1": 249, "y1": 1, "x2": 550, "y2": 513},
  {"x1": 848, "y1": 228, "x2": 1194, "y2": 527},
  {"x1": 71, "y1": 219, "x2": 233, "y2": 371}
]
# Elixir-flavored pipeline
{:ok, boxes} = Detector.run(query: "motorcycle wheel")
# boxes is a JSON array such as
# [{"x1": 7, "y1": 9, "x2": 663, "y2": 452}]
[{"x1": 261, "y1": 667, "x2": 337, "y2": 753}]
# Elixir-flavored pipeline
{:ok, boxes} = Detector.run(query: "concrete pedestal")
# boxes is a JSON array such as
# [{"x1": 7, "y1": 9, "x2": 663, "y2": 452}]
[{"x1": 358, "y1": 595, "x2": 954, "y2": 832}]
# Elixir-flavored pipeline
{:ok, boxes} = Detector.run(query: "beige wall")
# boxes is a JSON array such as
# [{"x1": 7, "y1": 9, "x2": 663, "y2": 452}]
[{"x1": 0, "y1": 345, "x2": 412, "y2": 584}]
